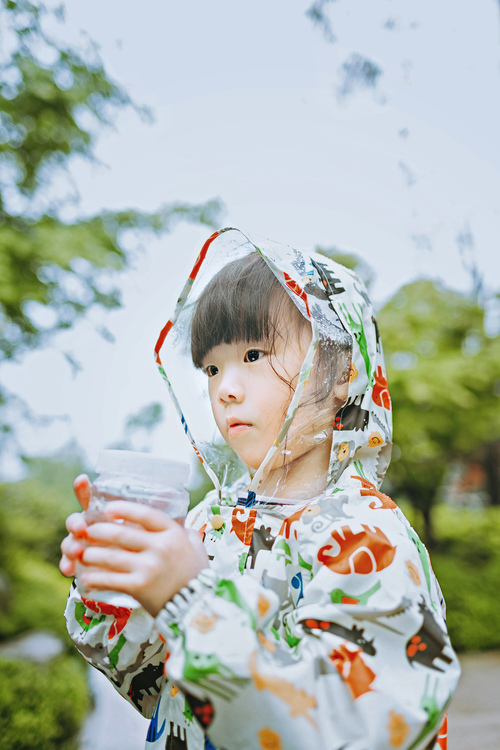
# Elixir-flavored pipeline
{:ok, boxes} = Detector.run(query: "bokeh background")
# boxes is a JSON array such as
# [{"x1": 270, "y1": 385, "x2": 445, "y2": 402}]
[{"x1": 1, "y1": 1, "x2": 499, "y2": 748}]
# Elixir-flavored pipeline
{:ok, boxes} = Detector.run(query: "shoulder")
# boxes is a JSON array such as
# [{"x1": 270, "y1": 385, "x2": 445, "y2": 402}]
[{"x1": 294, "y1": 487, "x2": 435, "y2": 601}]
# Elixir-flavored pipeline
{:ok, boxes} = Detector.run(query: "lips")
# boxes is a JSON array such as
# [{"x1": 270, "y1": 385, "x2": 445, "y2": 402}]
[{"x1": 227, "y1": 418, "x2": 252, "y2": 437}]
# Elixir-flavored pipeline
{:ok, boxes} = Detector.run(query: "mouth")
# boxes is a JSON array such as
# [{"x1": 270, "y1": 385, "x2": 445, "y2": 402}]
[{"x1": 227, "y1": 419, "x2": 252, "y2": 437}]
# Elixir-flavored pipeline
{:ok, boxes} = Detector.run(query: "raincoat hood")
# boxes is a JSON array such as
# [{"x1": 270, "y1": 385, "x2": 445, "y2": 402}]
[
  {"x1": 66, "y1": 228, "x2": 460, "y2": 750},
  {"x1": 155, "y1": 228, "x2": 392, "y2": 502}
]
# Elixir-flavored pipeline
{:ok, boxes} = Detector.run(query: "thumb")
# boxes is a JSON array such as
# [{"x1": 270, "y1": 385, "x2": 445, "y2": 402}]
[{"x1": 73, "y1": 474, "x2": 91, "y2": 511}]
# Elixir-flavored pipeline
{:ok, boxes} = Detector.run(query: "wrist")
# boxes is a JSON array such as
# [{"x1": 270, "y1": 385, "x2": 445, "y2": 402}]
[{"x1": 155, "y1": 568, "x2": 217, "y2": 634}]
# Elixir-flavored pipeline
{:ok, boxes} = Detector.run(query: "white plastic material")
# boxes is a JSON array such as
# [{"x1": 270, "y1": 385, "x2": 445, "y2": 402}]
[
  {"x1": 95, "y1": 450, "x2": 190, "y2": 489},
  {"x1": 77, "y1": 451, "x2": 190, "y2": 606},
  {"x1": 90, "y1": 450, "x2": 190, "y2": 517}
]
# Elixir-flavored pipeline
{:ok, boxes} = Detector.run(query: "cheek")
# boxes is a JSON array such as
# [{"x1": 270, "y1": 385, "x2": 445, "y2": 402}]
[
  {"x1": 264, "y1": 388, "x2": 294, "y2": 432},
  {"x1": 208, "y1": 387, "x2": 224, "y2": 427},
  {"x1": 208, "y1": 382, "x2": 219, "y2": 411}
]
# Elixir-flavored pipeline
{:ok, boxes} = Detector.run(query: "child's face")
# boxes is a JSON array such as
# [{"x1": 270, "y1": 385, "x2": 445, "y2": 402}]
[{"x1": 202, "y1": 326, "x2": 311, "y2": 471}]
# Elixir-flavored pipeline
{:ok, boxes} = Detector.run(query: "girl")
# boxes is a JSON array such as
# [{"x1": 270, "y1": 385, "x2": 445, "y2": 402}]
[{"x1": 61, "y1": 228, "x2": 460, "y2": 750}]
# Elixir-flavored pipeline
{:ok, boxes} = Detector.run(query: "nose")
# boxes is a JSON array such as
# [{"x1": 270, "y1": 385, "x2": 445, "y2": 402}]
[{"x1": 217, "y1": 366, "x2": 244, "y2": 404}]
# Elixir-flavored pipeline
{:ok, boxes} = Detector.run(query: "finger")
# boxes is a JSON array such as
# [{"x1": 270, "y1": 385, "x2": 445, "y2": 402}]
[
  {"x1": 81, "y1": 545, "x2": 135, "y2": 572},
  {"x1": 78, "y1": 569, "x2": 136, "y2": 595},
  {"x1": 104, "y1": 501, "x2": 176, "y2": 532},
  {"x1": 85, "y1": 520, "x2": 150, "y2": 551},
  {"x1": 59, "y1": 554, "x2": 75, "y2": 577},
  {"x1": 73, "y1": 474, "x2": 91, "y2": 511},
  {"x1": 60, "y1": 535, "x2": 85, "y2": 560},
  {"x1": 66, "y1": 512, "x2": 88, "y2": 537}
]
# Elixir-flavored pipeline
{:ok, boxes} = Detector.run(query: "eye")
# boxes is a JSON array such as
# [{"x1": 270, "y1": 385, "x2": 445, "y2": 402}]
[
  {"x1": 204, "y1": 364, "x2": 219, "y2": 377},
  {"x1": 244, "y1": 349, "x2": 265, "y2": 363}
]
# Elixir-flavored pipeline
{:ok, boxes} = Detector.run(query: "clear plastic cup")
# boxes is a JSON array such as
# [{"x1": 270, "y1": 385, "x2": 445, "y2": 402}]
[{"x1": 76, "y1": 450, "x2": 190, "y2": 607}]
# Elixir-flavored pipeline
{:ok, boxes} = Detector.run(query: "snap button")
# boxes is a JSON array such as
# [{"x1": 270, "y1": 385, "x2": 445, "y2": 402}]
[{"x1": 211, "y1": 515, "x2": 224, "y2": 530}]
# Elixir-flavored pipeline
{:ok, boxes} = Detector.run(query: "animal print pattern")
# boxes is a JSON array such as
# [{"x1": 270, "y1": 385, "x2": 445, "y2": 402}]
[{"x1": 66, "y1": 229, "x2": 460, "y2": 749}]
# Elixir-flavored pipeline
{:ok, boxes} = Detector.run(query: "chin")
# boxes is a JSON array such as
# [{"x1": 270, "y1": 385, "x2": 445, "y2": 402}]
[
  {"x1": 237, "y1": 453, "x2": 263, "y2": 472},
  {"x1": 244, "y1": 459, "x2": 262, "y2": 472}
]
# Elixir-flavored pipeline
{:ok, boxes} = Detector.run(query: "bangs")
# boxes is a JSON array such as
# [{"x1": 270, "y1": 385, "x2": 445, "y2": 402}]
[{"x1": 191, "y1": 253, "x2": 304, "y2": 369}]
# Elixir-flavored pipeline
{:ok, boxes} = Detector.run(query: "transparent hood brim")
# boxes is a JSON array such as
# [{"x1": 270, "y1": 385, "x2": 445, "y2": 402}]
[{"x1": 154, "y1": 228, "x2": 353, "y2": 499}]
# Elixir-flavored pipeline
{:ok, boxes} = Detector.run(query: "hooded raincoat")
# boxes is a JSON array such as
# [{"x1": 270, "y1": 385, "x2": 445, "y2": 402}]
[{"x1": 65, "y1": 228, "x2": 460, "y2": 750}]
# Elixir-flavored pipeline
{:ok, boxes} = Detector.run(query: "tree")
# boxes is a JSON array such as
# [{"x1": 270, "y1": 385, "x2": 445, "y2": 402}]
[
  {"x1": 0, "y1": 0, "x2": 223, "y2": 452},
  {"x1": 378, "y1": 280, "x2": 500, "y2": 544}
]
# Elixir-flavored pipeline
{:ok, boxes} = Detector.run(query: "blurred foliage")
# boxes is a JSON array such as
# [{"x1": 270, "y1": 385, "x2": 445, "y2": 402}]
[
  {"x1": 0, "y1": 452, "x2": 90, "y2": 749},
  {"x1": 305, "y1": 0, "x2": 383, "y2": 102},
  {"x1": 0, "y1": 655, "x2": 90, "y2": 750},
  {"x1": 306, "y1": 0, "x2": 337, "y2": 44},
  {"x1": 125, "y1": 402, "x2": 164, "y2": 432},
  {"x1": 0, "y1": 203, "x2": 222, "y2": 362},
  {"x1": 396, "y1": 501, "x2": 500, "y2": 652},
  {"x1": 378, "y1": 280, "x2": 500, "y2": 543},
  {"x1": 0, "y1": 0, "x2": 223, "y2": 451},
  {"x1": 0, "y1": 453, "x2": 84, "y2": 638},
  {"x1": 431, "y1": 505, "x2": 500, "y2": 652}
]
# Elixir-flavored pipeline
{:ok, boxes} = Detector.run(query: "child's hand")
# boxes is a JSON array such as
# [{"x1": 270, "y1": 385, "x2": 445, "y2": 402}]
[
  {"x1": 74, "y1": 501, "x2": 209, "y2": 618},
  {"x1": 59, "y1": 474, "x2": 92, "y2": 578}
]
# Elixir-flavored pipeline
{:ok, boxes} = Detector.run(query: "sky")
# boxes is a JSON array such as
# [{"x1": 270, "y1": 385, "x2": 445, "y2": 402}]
[{"x1": 2, "y1": 0, "x2": 500, "y2": 478}]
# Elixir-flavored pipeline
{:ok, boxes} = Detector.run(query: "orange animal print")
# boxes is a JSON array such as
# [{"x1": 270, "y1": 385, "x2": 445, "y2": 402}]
[
  {"x1": 436, "y1": 714, "x2": 447, "y2": 750},
  {"x1": 352, "y1": 475, "x2": 397, "y2": 510},
  {"x1": 278, "y1": 505, "x2": 310, "y2": 540},
  {"x1": 372, "y1": 365, "x2": 392, "y2": 410},
  {"x1": 231, "y1": 507, "x2": 257, "y2": 546},
  {"x1": 318, "y1": 524, "x2": 397, "y2": 575},
  {"x1": 198, "y1": 523, "x2": 207, "y2": 542},
  {"x1": 249, "y1": 652, "x2": 317, "y2": 727},
  {"x1": 329, "y1": 644, "x2": 376, "y2": 700},
  {"x1": 283, "y1": 272, "x2": 311, "y2": 317},
  {"x1": 258, "y1": 727, "x2": 282, "y2": 750},
  {"x1": 81, "y1": 597, "x2": 132, "y2": 640},
  {"x1": 387, "y1": 711, "x2": 410, "y2": 747}
]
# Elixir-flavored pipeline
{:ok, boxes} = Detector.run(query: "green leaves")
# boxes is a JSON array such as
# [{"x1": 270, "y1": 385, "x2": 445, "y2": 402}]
[
  {"x1": 379, "y1": 280, "x2": 500, "y2": 537},
  {"x1": 0, "y1": 0, "x2": 224, "y2": 457},
  {"x1": 0, "y1": 199, "x2": 223, "y2": 361},
  {"x1": 0, "y1": 1, "x2": 224, "y2": 362},
  {"x1": 1, "y1": 1, "x2": 130, "y2": 195}
]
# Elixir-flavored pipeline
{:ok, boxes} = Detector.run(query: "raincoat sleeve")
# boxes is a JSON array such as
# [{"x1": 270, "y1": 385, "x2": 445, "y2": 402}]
[
  {"x1": 64, "y1": 579, "x2": 167, "y2": 718},
  {"x1": 154, "y1": 506, "x2": 460, "y2": 750}
]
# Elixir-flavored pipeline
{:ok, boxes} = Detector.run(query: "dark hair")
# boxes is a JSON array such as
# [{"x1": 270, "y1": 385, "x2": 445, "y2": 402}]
[
  {"x1": 191, "y1": 252, "x2": 348, "y2": 405},
  {"x1": 191, "y1": 253, "x2": 309, "y2": 370}
]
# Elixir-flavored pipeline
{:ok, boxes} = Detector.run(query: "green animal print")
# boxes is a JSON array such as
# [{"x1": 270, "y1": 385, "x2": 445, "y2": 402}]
[
  {"x1": 353, "y1": 461, "x2": 366, "y2": 478},
  {"x1": 339, "y1": 302, "x2": 371, "y2": 382},
  {"x1": 330, "y1": 581, "x2": 381, "y2": 605},
  {"x1": 109, "y1": 634, "x2": 126, "y2": 669},
  {"x1": 275, "y1": 538, "x2": 292, "y2": 565},
  {"x1": 298, "y1": 552, "x2": 312, "y2": 573},
  {"x1": 183, "y1": 696, "x2": 194, "y2": 722},
  {"x1": 183, "y1": 651, "x2": 230, "y2": 681},
  {"x1": 214, "y1": 579, "x2": 257, "y2": 629},
  {"x1": 406, "y1": 526, "x2": 435, "y2": 609},
  {"x1": 74, "y1": 602, "x2": 106, "y2": 632},
  {"x1": 238, "y1": 551, "x2": 248, "y2": 573},
  {"x1": 407, "y1": 676, "x2": 451, "y2": 750}
]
